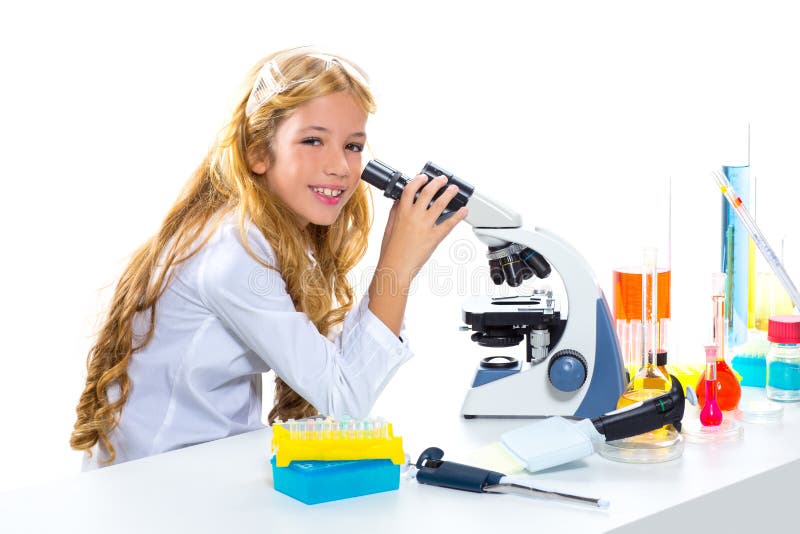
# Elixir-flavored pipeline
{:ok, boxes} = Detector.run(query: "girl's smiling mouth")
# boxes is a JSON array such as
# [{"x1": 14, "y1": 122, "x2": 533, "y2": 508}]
[{"x1": 309, "y1": 185, "x2": 344, "y2": 205}]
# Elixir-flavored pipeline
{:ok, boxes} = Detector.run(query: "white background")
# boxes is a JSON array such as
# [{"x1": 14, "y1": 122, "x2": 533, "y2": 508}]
[{"x1": 1, "y1": 0, "x2": 799, "y2": 493}]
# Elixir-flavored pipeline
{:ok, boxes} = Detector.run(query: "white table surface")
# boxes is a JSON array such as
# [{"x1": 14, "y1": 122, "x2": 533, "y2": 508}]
[{"x1": 2, "y1": 385, "x2": 799, "y2": 534}]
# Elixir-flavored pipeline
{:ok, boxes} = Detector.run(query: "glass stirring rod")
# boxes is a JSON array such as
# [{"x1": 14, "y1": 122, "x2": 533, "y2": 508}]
[{"x1": 712, "y1": 169, "x2": 800, "y2": 311}]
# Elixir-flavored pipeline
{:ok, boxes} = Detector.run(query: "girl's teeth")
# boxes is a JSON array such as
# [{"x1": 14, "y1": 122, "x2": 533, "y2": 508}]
[{"x1": 312, "y1": 187, "x2": 342, "y2": 197}]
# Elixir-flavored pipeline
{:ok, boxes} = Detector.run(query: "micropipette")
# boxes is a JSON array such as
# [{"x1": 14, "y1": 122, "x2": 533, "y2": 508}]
[
  {"x1": 414, "y1": 447, "x2": 609, "y2": 508},
  {"x1": 712, "y1": 169, "x2": 800, "y2": 311}
]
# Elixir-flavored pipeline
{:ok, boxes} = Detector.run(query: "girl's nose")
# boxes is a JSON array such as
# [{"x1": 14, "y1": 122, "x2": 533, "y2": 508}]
[{"x1": 325, "y1": 149, "x2": 350, "y2": 178}]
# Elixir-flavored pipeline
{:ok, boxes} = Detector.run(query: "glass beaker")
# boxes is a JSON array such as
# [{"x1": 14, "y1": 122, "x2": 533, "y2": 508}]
[
  {"x1": 618, "y1": 247, "x2": 672, "y2": 405},
  {"x1": 612, "y1": 176, "x2": 672, "y2": 383},
  {"x1": 613, "y1": 266, "x2": 671, "y2": 381}
]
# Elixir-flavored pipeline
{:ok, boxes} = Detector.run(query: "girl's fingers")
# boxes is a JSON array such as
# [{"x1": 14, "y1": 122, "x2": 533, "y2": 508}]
[
  {"x1": 427, "y1": 183, "x2": 460, "y2": 222},
  {"x1": 399, "y1": 174, "x2": 430, "y2": 208},
  {"x1": 436, "y1": 206, "x2": 469, "y2": 236},
  {"x1": 413, "y1": 175, "x2": 447, "y2": 212}
]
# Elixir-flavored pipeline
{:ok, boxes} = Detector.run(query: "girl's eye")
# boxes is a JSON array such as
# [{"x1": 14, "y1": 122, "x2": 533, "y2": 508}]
[
  {"x1": 346, "y1": 143, "x2": 364, "y2": 153},
  {"x1": 302, "y1": 137, "x2": 322, "y2": 146}
]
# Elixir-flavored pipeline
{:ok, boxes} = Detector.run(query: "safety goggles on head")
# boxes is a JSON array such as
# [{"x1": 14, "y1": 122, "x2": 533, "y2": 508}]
[{"x1": 245, "y1": 50, "x2": 370, "y2": 117}]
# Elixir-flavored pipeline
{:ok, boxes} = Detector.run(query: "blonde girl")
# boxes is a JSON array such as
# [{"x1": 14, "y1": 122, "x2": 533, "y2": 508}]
[{"x1": 70, "y1": 48, "x2": 468, "y2": 467}]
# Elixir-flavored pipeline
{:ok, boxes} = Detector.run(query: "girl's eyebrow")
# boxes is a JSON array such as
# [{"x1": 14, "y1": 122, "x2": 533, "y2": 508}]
[{"x1": 300, "y1": 125, "x2": 366, "y2": 139}]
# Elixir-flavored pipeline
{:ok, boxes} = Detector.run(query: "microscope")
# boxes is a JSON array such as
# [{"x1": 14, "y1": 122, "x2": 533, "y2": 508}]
[{"x1": 361, "y1": 160, "x2": 626, "y2": 419}]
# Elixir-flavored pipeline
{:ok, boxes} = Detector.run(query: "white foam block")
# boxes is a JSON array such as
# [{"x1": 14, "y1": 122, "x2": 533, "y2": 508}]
[
  {"x1": 464, "y1": 442, "x2": 527, "y2": 474},
  {"x1": 501, "y1": 417, "x2": 599, "y2": 472}
]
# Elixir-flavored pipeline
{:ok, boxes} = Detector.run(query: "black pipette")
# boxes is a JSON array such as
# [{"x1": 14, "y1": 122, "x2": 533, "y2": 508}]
[
  {"x1": 414, "y1": 447, "x2": 609, "y2": 508},
  {"x1": 591, "y1": 375, "x2": 685, "y2": 441}
]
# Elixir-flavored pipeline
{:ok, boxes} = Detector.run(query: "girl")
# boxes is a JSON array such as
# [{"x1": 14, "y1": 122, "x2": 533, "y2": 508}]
[{"x1": 70, "y1": 48, "x2": 468, "y2": 467}]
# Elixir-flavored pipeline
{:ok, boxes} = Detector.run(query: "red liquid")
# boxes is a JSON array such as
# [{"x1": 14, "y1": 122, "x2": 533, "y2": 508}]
[
  {"x1": 699, "y1": 378, "x2": 723, "y2": 426},
  {"x1": 695, "y1": 359, "x2": 741, "y2": 411}
]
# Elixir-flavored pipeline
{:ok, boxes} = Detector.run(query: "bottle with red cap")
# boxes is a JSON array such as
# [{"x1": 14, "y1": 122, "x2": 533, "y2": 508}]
[{"x1": 766, "y1": 315, "x2": 800, "y2": 402}]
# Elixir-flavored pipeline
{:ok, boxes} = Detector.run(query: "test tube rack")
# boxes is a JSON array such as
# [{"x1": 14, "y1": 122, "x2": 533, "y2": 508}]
[{"x1": 270, "y1": 416, "x2": 404, "y2": 505}]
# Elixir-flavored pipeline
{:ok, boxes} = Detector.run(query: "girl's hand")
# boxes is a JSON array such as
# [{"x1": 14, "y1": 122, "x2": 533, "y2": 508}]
[
  {"x1": 379, "y1": 199, "x2": 399, "y2": 260},
  {"x1": 377, "y1": 174, "x2": 468, "y2": 286}
]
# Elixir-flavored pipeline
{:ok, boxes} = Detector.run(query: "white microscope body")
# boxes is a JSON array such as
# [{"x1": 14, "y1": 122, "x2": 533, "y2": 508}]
[{"x1": 460, "y1": 192, "x2": 626, "y2": 419}]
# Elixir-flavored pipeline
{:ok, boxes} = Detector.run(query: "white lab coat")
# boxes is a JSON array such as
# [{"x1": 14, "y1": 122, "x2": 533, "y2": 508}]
[{"x1": 83, "y1": 212, "x2": 413, "y2": 468}]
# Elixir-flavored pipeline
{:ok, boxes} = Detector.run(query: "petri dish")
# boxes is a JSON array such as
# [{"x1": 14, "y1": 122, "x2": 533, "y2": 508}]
[
  {"x1": 681, "y1": 415, "x2": 743, "y2": 443},
  {"x1": 597, "y1": 425, "x2": 684, "y2": 463}
]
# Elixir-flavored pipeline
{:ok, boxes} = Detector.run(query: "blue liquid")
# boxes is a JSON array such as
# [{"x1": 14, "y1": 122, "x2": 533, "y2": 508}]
[
  {"x1": 732, "y1": 354, "x2": 766, "y2": 387},
  {"x1": 721, "y1": 165, "x2": 751, "y2": 347},
  {"x1": 767, "y1": 360, "x2": 800, "y2": 398}
]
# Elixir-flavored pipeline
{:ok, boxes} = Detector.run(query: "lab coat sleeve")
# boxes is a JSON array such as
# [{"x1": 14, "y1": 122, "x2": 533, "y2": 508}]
[{"x1": 196, "y1": 229, "x2": 414, "y2": 418}]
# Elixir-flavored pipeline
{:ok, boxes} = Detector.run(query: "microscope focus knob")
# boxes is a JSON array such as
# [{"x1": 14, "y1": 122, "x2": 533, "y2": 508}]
[{"x1": 547, "y1": 350, "x2": 588, "y2": 392}]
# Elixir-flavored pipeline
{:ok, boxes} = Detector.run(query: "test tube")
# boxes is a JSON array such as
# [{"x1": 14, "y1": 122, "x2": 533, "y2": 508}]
[
  {"x1": 720, "y1": 165, "x2": 752, "y2": 347},
  {"x1": 377, "y1": 417, "x2": 388, "y2": 438},
  {"x1": 371, "y1": 417, "x2": 380, "y2": 438},
  {"x1": 315, "y1": 419, "x2": 323, "y2": 440},
  {"x1": 363, "y1": 419, "x2": 372, "y2": 439},
  {"x1": 308, "y1": 419, "x2": 314, "y2": 440},
  {"x1": 641, "y1": 247, "x2": 655, "y2": 369},
  {"x1": 649, "y1": 248, "x2": 660, "y2": 369},
  {"x1": 288, "y1": 418, "x2": 297, "y2": 440},
  {"x1": 356, "y1": 419, "x2": 364, "y2": 439},
  {"x1": 712, "y1": 273, "x2": 726, "y2": 358},
  {"x1": 323, "y1": 417, "x2": 333, "y2": 439}
]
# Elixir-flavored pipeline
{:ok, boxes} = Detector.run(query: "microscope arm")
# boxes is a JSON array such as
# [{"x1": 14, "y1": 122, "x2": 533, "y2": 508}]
[
  {"x1": 462, "y1": 224, "x2": 627, "y2": 418},
  {"x1": 463, "y1": 191, "x2": 523, "y2": 234},
  {"x1": 463, "y1": 190, "x2": 554, "y2": 284}
]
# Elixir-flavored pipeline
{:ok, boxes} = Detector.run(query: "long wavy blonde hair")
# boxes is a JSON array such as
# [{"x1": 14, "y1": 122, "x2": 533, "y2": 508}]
[{"x1": 70, "y1": 49, "x2": 376, "y2": 463}]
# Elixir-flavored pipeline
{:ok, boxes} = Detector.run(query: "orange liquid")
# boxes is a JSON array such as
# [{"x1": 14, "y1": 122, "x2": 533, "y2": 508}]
[
  {"x1": 695, "y1": 359, "x2": 741, "y2": 411},
  {"x1": 613, "y1": 269, "x2": 671, "y2": 322}
]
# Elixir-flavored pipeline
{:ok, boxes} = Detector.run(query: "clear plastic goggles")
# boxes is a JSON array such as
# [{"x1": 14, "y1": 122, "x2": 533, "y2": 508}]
[{"x1": 245, "y1": 49, "x2": 370, "y2": 117}]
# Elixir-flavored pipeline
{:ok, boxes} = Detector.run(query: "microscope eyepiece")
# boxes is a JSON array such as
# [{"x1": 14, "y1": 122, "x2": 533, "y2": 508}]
[
  {"x1": 419, "y1": 162, "x2": 474, "y2": 201},
  {"x1": 362, "y1": 160, "x2": 552, "y2": 289},
  {"x1": 360, "y1": 159, "x2": 475, "y2": 225},
  {"x1": 361, "y1": 159, "x2": 409, "y2": 200}
]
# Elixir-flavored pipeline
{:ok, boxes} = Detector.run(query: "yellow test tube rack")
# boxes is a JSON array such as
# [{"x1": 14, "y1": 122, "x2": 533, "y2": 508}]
[{"x1": 271, "y1": 417, "x2": 405, "y2": 467}]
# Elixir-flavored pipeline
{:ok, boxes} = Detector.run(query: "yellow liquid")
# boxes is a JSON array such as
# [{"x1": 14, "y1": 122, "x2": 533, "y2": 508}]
[
  {"x1": 617, "y1": 388, "x2": 668, "y2": 408},
  {"x1": 624, "y1": 365, "x2": 671, "y2": 397},
  {"x1": 616, "y1": 388, "x2": 673, "y2": 440}
]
